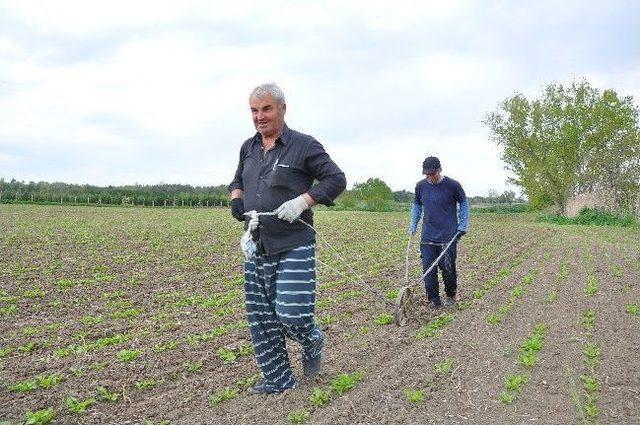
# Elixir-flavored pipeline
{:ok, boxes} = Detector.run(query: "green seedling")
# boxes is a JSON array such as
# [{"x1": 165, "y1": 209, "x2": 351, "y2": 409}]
[
  {"x1": 330, "y1": 371, "x2": 364, "y2": 395},
  {"x1": 97, "y1": 386, "x2": 120, "y2": 401},
  {"x1": 585, "y1": 393, "x2": 598, "y2": 419},
  {"x1": 374, "y1": 313, "x2": 394, "y2": 325},
  {"x1": 487, "y1": 313, "x2": 502, "y2": 324},
  {"x1": 37, "y1": 374, "x2": 64, "y2": 389},
  {"x1": 65, "y1": 396, "x2": 97, "y2": 414},
  {"x1": 403, "y1": 388, "x2": 426, "y2": 403},
  {"x1": 235, "y1": 374, "x2": 260, "y2": 390},
  {"x1": 287, "y1": 410, "x2": 310, "y2": 424},
  {"x1": 580, "y1": 375, "x2": 598, "y2": 393},
  {"x1": 417, "y1": 314, "x2": 454, "y2": 339},
  {"x1": 135, "y1": 379, "x2": 158, "y2": 390},
  {"x1": 117, "y1": 349, "x2": 142, "y2": 362},
  {"x1": 209, "y1": 387, "x2": 239, "y2": 406},
  {"x1": 500, "y1": 390, "x2": 517, "y2": 404},
  {"x1": 318, "y1": 315, "x2": 337, "y2": 326},
  {"x1": 184, "y1": 361, "x2": 203, "y2": 373},
  {"x1": 154, "y1": 340, "x2": 180, "y2": 353},
  {"x1": 510, "y1": 285, "x2": 525, "y2": 297},
  {"x1": 435, "y1": 358, "x2": 454, "y2": 374},
  {"x1": 24, "y1": 408, "x2": 55, "y2": 425},
  {"x1": 18, "y1": 342, "x2": 37, "y2": 353},
  {"x1": 218, "y1": 348, "x2": 238, "y2": 364},
  {"x1": 8, "y1": 379, "x2": 38, "y2": 392},
  {"x1": 504, "y1": 373, "x2": 528, "y2": 392},
  {"x1": 309, "y1": 387, "x2": 331, "y2": 407},
  {"x1": 584, "y1": 275, "x2": 598, "y2": 295},
  {"x1": 625, "y1": 303, "x2": 639, "y2": 316},
  {"x1": 519, "y1": 351, "x2": 539, "y2": 368}
]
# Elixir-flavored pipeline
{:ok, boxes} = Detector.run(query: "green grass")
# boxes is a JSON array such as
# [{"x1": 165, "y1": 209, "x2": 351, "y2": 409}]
[{"x1": 538, "y1": 208, "x2": 637, "y2": 227}]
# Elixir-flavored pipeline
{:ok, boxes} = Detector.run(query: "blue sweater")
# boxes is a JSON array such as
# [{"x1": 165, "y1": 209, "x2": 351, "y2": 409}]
[{"x1": 409, "y1": 176, "x2": 468, "y2": 243}]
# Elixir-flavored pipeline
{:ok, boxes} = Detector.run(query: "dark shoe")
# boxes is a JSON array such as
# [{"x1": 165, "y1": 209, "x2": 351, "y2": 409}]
[
  {"x1": 247, "y1": 380, "x2": 295, "y2": 395},
  {"x1": 302, "y1": 338, "x2": 323, "y2": 378},
  {"x1": 430, "y1": 300, "x2": 442, "y2": 309},
  {"x1": 444, "y1": 296, "x2": 456, "y2": 307}
]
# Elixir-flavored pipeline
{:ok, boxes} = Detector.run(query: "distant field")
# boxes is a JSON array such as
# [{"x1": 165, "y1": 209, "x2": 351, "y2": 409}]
[{"x1": 1, "y1": 204, "x2": 638, "y2": 424}]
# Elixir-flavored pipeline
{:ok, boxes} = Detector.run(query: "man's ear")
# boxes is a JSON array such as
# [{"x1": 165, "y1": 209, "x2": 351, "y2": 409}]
[{"x1": 282, "y1": 103, "x2": 287, "y2": 113}]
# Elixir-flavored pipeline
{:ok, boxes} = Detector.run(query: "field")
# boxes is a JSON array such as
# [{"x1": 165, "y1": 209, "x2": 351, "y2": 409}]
[{"x1": 1, "y1": 204, "x2": 639, "y2": 425}]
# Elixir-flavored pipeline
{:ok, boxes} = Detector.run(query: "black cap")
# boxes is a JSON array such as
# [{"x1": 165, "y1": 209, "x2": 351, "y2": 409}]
[{"x1": 422, "y1": 156, "x2": 441, "y2": 174}]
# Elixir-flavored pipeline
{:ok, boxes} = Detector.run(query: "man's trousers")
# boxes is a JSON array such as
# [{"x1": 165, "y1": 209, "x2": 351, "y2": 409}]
[{"x1": 244, "y1": 243, "x2": 323, "y2": 392}]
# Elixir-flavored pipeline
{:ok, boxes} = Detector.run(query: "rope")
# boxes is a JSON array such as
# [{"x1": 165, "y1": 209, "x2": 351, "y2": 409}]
[{"x1": 242, "y1": 210, "x2": 392, "y2": 307}]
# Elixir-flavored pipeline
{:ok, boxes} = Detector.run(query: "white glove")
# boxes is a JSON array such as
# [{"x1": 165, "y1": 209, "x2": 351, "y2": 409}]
[
  {"x1": 274, "y1": 195, "x2": 309, "y2": 223},
  {"x1": 240, "y1": 214, "x2": 260, "y2": 259}
]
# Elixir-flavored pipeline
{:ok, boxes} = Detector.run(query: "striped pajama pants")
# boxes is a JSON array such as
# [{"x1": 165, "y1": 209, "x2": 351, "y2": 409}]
[{"x1": 244, "y1": 243, "x2": 323, "y2": 392}]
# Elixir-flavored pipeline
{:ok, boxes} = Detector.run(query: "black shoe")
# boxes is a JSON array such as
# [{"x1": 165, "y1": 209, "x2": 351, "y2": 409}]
[
  {"x1": 247, "y1": 380, "x2": 295, "y2": 395},
  {"x1": 429, "y1": 300, "x2": 442, "y2": 309},
  {"x1": 444, "y1": 296, "x2": 456, "y2": 307},
  {"x1": 302, "y1": 338, "x2": 323, "y2": 378}
]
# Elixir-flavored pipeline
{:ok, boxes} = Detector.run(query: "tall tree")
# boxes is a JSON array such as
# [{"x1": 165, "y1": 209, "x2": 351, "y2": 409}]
[{"x1": 484, "y1": 81, "x2": 640, "y2": 214}]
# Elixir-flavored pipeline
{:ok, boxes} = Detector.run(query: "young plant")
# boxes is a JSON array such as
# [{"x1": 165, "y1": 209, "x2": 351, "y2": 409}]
[
  {"x1": 374, "y1": 313, "x2": 394, "y2": 325},
  {"x1": 403, "y1": 388, "x2": 426, "y2": 403},
  {"x1": 97, "y1": 386, "x2": 120, "y2": 402},
  {"x1": 209, "y1": 387, "x2": 239, "y2": 406},
  {"x1": 65, "y1": 396, "x2": 97, "y2": 414},
  {"x1": 184, "y1": 361, "x2": 203, "y2": 373},
  {"x1": 24, "y1": 408, "x2": 55, "y2": 425},
  {"x1": 135, "y1": 379, "x2": 158, "y2": 390},
  {"x1": 330, "y1": 371, "x2": 364, "y2": 395},
  {"x1": 287, "y1": 410, "x2": 310, "y2": 424},
  {"x1": 309, "y1": 387, "x2": 331, "y2": 407},
  {"x1": 117, "y1": 349, "x2": 142, "y2": 362},
  {"x1": 435, "y1": 358, "x2": 454, "y2": 374}
]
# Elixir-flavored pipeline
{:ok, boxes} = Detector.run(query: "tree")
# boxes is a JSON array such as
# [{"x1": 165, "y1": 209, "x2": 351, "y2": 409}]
[
  {"x1": 484, "y1": 80, "x2": 640, "y2": 215},
  {"x1": 338, "y1": 178, "x2": 394, "y2": 211}
]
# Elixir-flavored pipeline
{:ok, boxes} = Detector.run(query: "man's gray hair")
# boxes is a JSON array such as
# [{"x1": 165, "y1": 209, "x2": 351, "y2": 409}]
[{"x1": 250, "y1": 83, "x2": 285, "y2": 105}]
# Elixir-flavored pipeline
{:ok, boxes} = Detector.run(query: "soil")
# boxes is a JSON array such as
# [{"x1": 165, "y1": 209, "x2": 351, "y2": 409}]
[{"x1": 0, "y1": 205, "x2": 638, "y2": 424}]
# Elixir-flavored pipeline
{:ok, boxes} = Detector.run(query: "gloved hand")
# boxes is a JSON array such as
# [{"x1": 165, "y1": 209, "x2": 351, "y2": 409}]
[
  {"x1": 240, "y1": 214, "x2": 260, "y2": 259},
  {"x1": 455, "y1": 230, "x2": 466, "y2": 241},
  {"x1": 231, "y1": 198, "x2": 245, "y2": 222},
  {"x1": 275, "y1": 195, "x2": 309, "y2": 223}
]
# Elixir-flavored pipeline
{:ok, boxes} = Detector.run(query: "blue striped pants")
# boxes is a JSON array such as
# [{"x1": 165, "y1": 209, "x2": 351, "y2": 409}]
[{"x1": 244, "y1": 243, "x2": 323, "y2": 391}]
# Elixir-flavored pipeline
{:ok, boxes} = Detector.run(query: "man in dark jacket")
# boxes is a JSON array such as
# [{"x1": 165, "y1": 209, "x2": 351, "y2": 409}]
[
  {"x1": 408, "y1": 156, "x2": 469, "y2": 308},
  {"x1": 228, "y1": 83, "x2": 346, "y2": 394}
]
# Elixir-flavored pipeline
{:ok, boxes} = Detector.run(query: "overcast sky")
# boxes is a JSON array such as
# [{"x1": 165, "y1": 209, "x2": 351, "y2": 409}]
[{"x1": 1, "y1": 1, "x2": 639, "y2": 196}]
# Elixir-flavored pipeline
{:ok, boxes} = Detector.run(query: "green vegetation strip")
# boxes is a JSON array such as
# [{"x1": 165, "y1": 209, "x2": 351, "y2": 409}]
[
  {"x1": 571, "y1": 309, "x2": 600, "y2": 424},
  {"x1": 488, "y1": 269, "x2": 539, "y2": 324},
  {"x1": 500, "y1": 322, "x2": 548, "y2": 404}
]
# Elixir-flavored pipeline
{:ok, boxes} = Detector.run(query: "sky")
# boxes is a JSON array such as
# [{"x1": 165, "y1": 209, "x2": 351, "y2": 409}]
[{"x1": 1, "y1": 1, "x2": 639, "y2": 197}]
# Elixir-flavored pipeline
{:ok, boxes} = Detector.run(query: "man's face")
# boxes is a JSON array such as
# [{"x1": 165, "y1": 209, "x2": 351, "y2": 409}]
[
  {"x1": 425, "y1": 169, "x2": 441, "y2": 184},
  {"x1": 250, "y1": 94, "x2": 286, "y2": 139}
]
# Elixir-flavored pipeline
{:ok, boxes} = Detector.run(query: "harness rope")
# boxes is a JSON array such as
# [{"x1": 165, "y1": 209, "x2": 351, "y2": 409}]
[{"x1": 243, "y1": 210, "x2": 392, "y2": 307}]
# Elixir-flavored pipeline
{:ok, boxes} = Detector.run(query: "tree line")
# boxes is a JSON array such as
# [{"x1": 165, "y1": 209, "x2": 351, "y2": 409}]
[
  {"x1": 0, "y1": 179, "x2": 231, "y2": 207},
  {"x1": 0, "y1": 177, "x2": 524, "y2": 211}
]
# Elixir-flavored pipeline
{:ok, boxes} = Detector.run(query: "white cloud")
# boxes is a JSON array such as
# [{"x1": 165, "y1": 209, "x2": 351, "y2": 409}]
[{"x1": 0, "y1": 1, "x2": 638, "y2": 197}]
